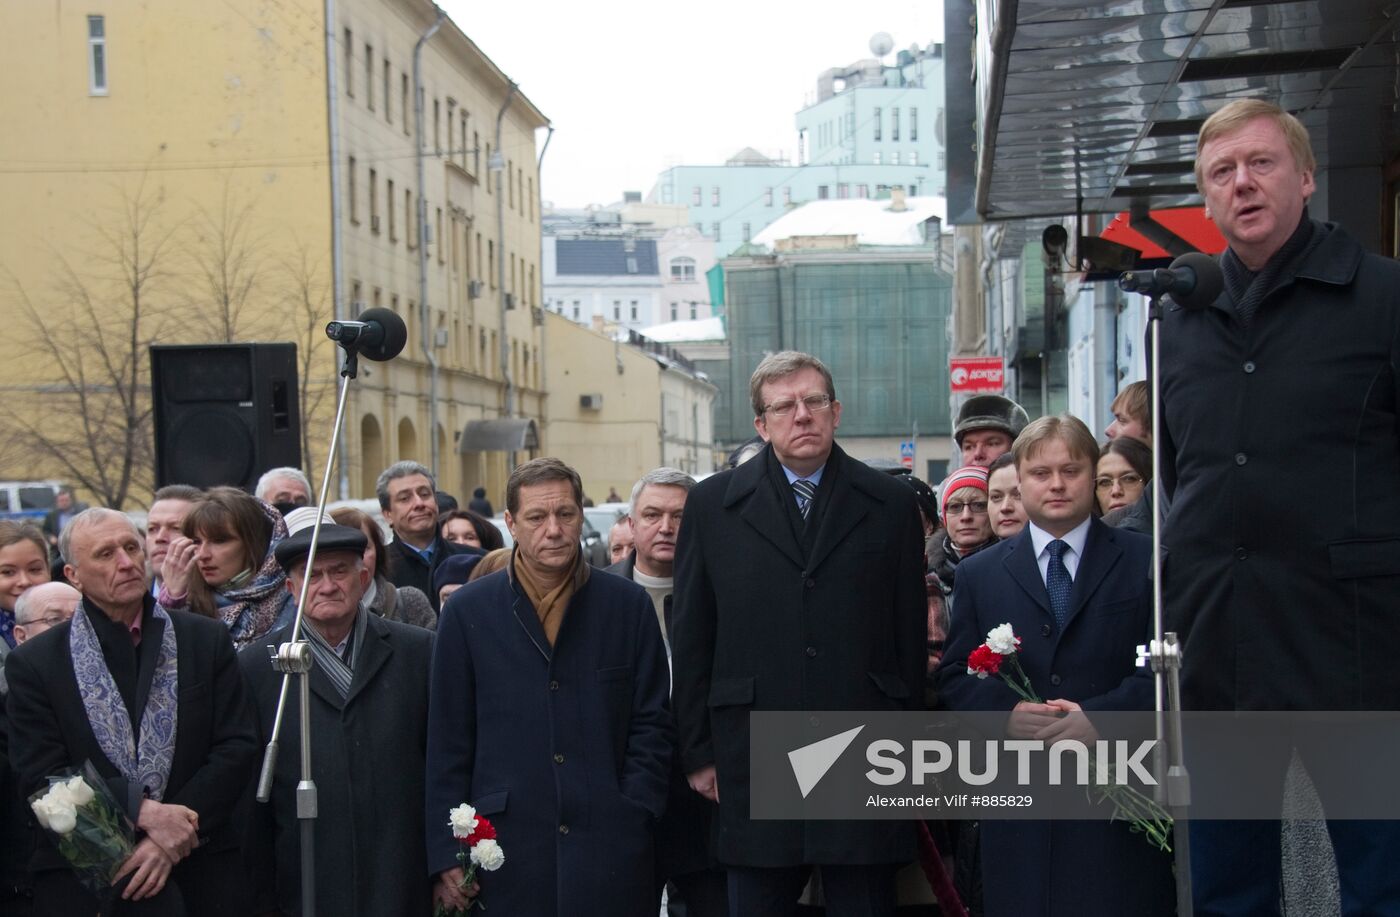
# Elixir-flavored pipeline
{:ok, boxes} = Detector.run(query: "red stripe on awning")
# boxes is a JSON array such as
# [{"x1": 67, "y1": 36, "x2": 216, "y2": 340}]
[{"x1": 1102, "y1": 207, "x2": 1228, "y2": 259}]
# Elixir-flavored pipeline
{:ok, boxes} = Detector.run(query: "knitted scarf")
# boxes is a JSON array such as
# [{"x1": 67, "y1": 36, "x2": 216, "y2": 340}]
[
  {"x1": 69, "y1": 602, "x2": 179, "y2": 801},
  {"x1": 512, "y1": 546, "x2": 590, "y2": 648},
  {"x1": 1221, "y1": 211, "x2": 1318, "y2": 328}
]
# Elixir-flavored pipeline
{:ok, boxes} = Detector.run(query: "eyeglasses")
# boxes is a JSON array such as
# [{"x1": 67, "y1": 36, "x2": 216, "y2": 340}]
[
  {"x1": 763, "y1": 393, "x2": 832, "y2": 417},
  {"x1": 945, "y1": 501, "x2": 989, "y2": 516},
  {"x1": 16, "y1": 614, "x2": 67, "y2": 629},
  {"x1": 1095, "y1": 472, "x2": 1144, "y2": 490}
]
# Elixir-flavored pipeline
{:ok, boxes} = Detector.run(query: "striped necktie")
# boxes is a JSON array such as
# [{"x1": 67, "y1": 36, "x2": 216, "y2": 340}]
[{"x1": 792, "y1": 479, "x2": 816, "y2": 519}]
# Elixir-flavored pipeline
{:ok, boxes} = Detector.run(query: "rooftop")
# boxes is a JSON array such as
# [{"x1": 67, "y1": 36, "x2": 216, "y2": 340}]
[{"x1": 751, "y1": 196, "x2": 948, "y2": 249}]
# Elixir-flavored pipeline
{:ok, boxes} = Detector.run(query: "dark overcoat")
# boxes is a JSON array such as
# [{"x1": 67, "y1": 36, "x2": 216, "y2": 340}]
[
  {"x1": 386, "y1": 534, "x2": 473, "y2": 613},
  {"x1": 4, "y1": 599, "x2": 258, "y2": 915},
  {"x1": 1158, "y1": 221, "x2": 1400, "y2": 710},
  {"x1": 239, "y1": 612, "x2": 434, "y2": 917},
  {"x1": 670, "y1": 443, "x2": 927, "y2": 867},
  {"x1": 425, "y1": 563, "x2": 672, "y2": 917},
  {"x1": 935, "y1": 520, "x2": 1174, "y2": 917},
  {"x1": 604, "y1": 553, "x2": 717, "y2": 880}
]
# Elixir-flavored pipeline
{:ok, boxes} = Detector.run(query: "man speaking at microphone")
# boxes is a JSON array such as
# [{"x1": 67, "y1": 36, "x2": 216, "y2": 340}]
[{"x1": 1158, "y1": 98, "x2": 1400, "y2": 913}]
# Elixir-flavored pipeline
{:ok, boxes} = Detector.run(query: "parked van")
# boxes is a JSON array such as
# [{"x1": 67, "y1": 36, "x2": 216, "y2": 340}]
[{"x1": 0, "y1": 480, "x2": 64, "y2": 523}]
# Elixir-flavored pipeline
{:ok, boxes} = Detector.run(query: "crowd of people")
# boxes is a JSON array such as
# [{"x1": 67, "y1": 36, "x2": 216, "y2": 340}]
[{"x1": 1, "y1": 97, "x2": 1398, "y2": 917}]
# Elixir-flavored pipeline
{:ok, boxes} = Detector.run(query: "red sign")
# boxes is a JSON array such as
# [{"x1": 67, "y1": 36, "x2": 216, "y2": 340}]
[{"x1": 950, "y1": 356, "x2": 1005, "y2": 394}]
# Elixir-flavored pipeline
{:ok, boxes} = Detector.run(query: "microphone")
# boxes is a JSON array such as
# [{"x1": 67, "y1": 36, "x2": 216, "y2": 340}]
[
  {"x1": 1118, "y1": 251, "x2": 1223, "y2": 310},
  {"x1": 325, "y1": 307, "x2": 407, "y2": 361}
]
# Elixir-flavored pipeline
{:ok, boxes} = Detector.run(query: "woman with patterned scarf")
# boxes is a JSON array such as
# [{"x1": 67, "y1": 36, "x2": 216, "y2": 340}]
[
  {"x1": 158, "y1": 487, "x2": 293, "y2": 648},
  {"x1": 926, "y1": 466, "x2": 996, "y2": 617}
]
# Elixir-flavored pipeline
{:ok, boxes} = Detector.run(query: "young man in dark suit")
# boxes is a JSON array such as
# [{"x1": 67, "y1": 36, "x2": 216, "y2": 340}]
[
  {"x1": 672, "y1": 351, "x2": 927, "y2": 917},
  {"x1": 937, "y1": 414, "x2": 1173, "y2": 917},
  {"x1": 5, "y1": 509, "x2": 257, "y2": 916}
]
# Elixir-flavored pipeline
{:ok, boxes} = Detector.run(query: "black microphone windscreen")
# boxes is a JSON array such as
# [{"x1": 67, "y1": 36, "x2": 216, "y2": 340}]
[
  {"x1": 356, "y1": 307, "x2": 408, "y2": 361},
  {"x1": 1169, "y1": 252, "x2": 1223, "y2": 311}
]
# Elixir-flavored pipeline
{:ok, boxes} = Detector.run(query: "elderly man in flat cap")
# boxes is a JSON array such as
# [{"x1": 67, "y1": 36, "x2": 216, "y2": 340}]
[{"x1": 239, "y1": 509, "x2": 435, "y2": 917}]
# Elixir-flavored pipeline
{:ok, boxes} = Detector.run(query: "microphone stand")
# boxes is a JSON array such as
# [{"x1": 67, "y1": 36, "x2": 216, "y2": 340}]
[
  {"x1": 254, "y1": 344, "x2": 363, "y2": 917},
  {"x1": 1144, "y1": 290, "x2": 1193, "y2": 916}
]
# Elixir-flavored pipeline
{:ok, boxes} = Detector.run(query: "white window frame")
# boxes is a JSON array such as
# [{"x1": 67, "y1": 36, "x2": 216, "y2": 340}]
[{"x1": 88, "y1": 15, "x2": 108, "y2": 96}]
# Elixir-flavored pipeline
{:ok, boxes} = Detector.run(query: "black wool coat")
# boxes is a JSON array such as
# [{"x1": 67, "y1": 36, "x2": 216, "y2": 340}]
[
  {"x1": 935, "y1": 520, "x2": 1174, "y2": 917},
  {"x1": 671, "y1": 443, "x2": 927, "y2": 867},
  {"x1": 239, "y1": 612, "x2": 434, "y2": 917},
  {"x1": 5, "y1": 600, "x2": 258, "y2": 915},
  {"x1": 1158, "y1": 221, "x2": 1400, "y2": 710}
]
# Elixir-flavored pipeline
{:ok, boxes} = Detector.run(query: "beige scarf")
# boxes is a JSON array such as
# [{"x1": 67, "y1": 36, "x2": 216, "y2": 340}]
[{"x1": 512, "y1": 546, "x2": 590, "y2": 647}]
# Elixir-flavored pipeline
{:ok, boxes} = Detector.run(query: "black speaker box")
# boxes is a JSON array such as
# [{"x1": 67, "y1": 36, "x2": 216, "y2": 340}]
[{"x1": 151, "y1": 343, "x2": 301, "y2": 490}]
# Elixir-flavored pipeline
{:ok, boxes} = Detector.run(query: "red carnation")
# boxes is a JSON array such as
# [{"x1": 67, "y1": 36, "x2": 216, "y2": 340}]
[
  {"x1": 967, "y1": 644, "x2": 1004, "y2": 678},
  {"x1": 468, "y1": 817, "x2": 497, "y2": 844}
]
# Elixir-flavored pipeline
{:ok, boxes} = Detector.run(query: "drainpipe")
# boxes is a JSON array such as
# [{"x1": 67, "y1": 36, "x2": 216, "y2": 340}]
[
  {"x1": 414, "y1": 5, "x2": 445, "y2": 479},
  {"x1": 323, "y1": 0, "x2": 350, "y2": 498},
  {"x1": 492, "y1": 81, "x2": 518, "y2": 469}
]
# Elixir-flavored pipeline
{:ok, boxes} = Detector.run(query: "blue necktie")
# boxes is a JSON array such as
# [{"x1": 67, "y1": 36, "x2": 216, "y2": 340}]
[
  {"x1": 792, "y1": 479, "x2": 816, "y2": 520},
  {"x1": 1046, "y1": 539, "x2": 1072, "y2": 629}
]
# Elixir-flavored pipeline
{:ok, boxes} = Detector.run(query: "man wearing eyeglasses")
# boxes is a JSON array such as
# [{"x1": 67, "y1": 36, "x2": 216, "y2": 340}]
[
  {"x1": 672, "y1": 351, "x2": 927, "y2": 917},
  {"x1": 11, "y1": 582, "x2": 80, "y2": 646}
]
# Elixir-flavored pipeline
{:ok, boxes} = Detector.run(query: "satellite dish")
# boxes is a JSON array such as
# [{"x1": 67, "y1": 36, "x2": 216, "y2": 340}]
[{"x1": 869, "y1": 32, "x2": 894, "y2": 57}]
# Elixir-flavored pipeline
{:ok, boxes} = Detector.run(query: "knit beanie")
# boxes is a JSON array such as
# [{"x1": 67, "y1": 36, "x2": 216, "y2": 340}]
[{"x1": 940, "y1": 465, "x2": 989, "y2": 524}]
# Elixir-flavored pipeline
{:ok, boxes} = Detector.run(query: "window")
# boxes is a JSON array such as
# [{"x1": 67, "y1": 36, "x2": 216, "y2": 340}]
[
  {"x1": 473, "y1": 131, "x2": 480, "y2": 174},
  {"x1": 891, "y1": 152, "x2": 900, "y2": 165},
  {"x1": 670, "y1": 257, "x2": 696, "y2": 282},
  {"x1": 348, "y1": 156, "x2": 359, "y2": 224},
  {"x1": 488, "y1": 240, "x2": 495, "y2": 285},
  {"x1": 383, "y1": 60, "x2": 391, "y2": 122},
  {"x1": 387, "y1": 179, "x2": 396, "y2": 240},
  {"x1": 368, "y1": 168, "x2": 379, "y2": 231},
  {"x1": 783, "y1": 187, "x2": 792, "y2": 205},
  {"x1": 343, "y1": 28, "x2": 353, "y2": 97},
  {"x1": 613, "y1": 300, "x2": 621, "y2": 320},
  {"x1": 671, "y1": 303, "x2": 678, "y2": 321},
  {"x1": 87, "y1": 16, "x2": 107, "y2": 95},
  {"x1": 857, "y1": 184, "x2": 869, "y2": 199},
  {"x1": 938, "y1": 151, "x2": 946, "y2": 169},
  {"x1": 692, "y1": 186, "x2": 702, "y2": 206},
  {"x1": 892, "y1": 107, "x2": 900, "y2": 141},
  {"x1": 401, "y1": 73, "x2": 410, "y2": 136},
  {"x1": 630, "y1": 301, "x2": 638, "y2": 321},
  {"x1": 694, "y1": 222, "x2": 705, "y2": 234},
  {"x1": 742, "y1": 222, "x2": 751, "y2": 241},
  {"x1": 437, "y1": 208, "x2": 444, "y2": 263},
  {"x1": 351, "y1": 280, "x2": 362, "y2": 314},
  {"x1": 711, "y1": 222, "x2": 721, "y2": 241},
  {"x1": 626, "y1": 257, "x2": 638, "y2": 274},
  {"x1": 711, "y1": 187, "x2": 720, "y2": 206},
  {"x1": 909, "y1": 151, "x2": 918, "y2": 165},
  {"x1": 485, "y1": 143, "x2": 492, "y2": 193},
  {"x1": 364, "y1": 44, "x2": 373, "y2": 110},
  {"x1": 459, "y1": 111, "x2": 468, "y2": 167},
  {"x1": 446, "y1": 99, "x2": 456, "y2": 158},
  {"x1": 874, "y1": 152, "x2": 882, "y2": 165},
  {"x1": 433, "y1": 99, "x2": 441, "y2": 154},
  {"x1": 910, "y1": 107, "x2": 918, "y2": 141},
  {"x1": 572, "y1": 301, "x2": 580, "y2": 320},
  {"x1": 527, "y1": 177, "x2": 534, "y2": 221},
  {"x1": 508, "y1": 160, "x2": 514, "y2": 208},
  {"x1": 405, "y1": 189, "x2": 415, "y2": 248},
  {"x1": 837, "y1": 184, "x2": 849, "y2": 199},
  {"x1": 817, "y1": 185, "x2": 829, "y2": 200},
  {"x1": 764, "y1": 187, "x2": 773, "y2": 206},
  {"x1": 689, "y1": 303, "x2": 698, "y2": 320}
]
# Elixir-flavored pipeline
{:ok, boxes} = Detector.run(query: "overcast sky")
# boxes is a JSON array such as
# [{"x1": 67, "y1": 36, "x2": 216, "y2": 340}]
[{"x1": 439, "y1": 0, "x2": 944, "y2": 208}]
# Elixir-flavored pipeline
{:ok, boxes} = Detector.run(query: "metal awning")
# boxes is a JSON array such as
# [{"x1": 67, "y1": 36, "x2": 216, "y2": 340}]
[
  {"x1": 946, "y1": 0, "x2": 1400, "y2": 226},
  {"x1": 457, "y1": 418, "x2": 539, "y2": 453}
]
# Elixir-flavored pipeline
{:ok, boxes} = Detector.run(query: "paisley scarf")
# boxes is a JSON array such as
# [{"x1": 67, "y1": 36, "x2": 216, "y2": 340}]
[
  {"x1": 69, "y1": 603, "x2": 179, "y2": 801},
  {"x1": 217, "y1": 500, "x2": 291, "y2": 648}
]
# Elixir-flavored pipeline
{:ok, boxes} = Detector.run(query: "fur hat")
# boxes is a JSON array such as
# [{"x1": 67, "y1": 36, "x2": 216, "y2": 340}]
[{"x1": 954, "y1": 395, "x2": 1030, "y2": 447}]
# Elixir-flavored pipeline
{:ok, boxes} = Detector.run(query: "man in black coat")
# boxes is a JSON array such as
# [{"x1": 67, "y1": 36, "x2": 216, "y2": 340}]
[
  {"x1": 672, "y1": 351, "x2": 926, "y2": 917},
  {"x1": 937, "y1": 415, "x2": 1173, "y2": 917},
  {"x1": 605, "y1": 467, "x2": 727, "y2": 917},
  {"x1": 377, "y1": 461, "x2": 471, "y2": 612},
  {"x1": 1160, "y1": 98, "x2": 1400, "y2": 913},
  {"x1": 5, "y1": 509, "x2": 257, "y2": 916},
  {"x1": 240, "y1": 514, "x2": 434, "y2": 916}
]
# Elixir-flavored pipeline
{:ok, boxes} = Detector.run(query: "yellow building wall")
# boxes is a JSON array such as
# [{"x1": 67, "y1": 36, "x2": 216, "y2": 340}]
[
  {"x1": 542, "y1": 312, "x2": 663, "y2": 502},
  {"x1": 0, "y1": 0, "x2": 546, "y2": 510}
]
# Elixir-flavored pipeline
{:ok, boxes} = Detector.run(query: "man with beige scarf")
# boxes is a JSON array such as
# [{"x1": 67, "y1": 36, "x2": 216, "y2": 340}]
[{"x1": 425, "y1": 458, "x2": 673, "y2": 917}]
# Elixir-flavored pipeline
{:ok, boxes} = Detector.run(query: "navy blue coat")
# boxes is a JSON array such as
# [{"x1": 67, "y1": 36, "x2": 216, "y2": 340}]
[
  {"x1": 425, "y1": 563, "x2": 673, "y2": 917},
  {"x1": 936, "y1": 519, "x2": 1174, "y2": 917}
]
